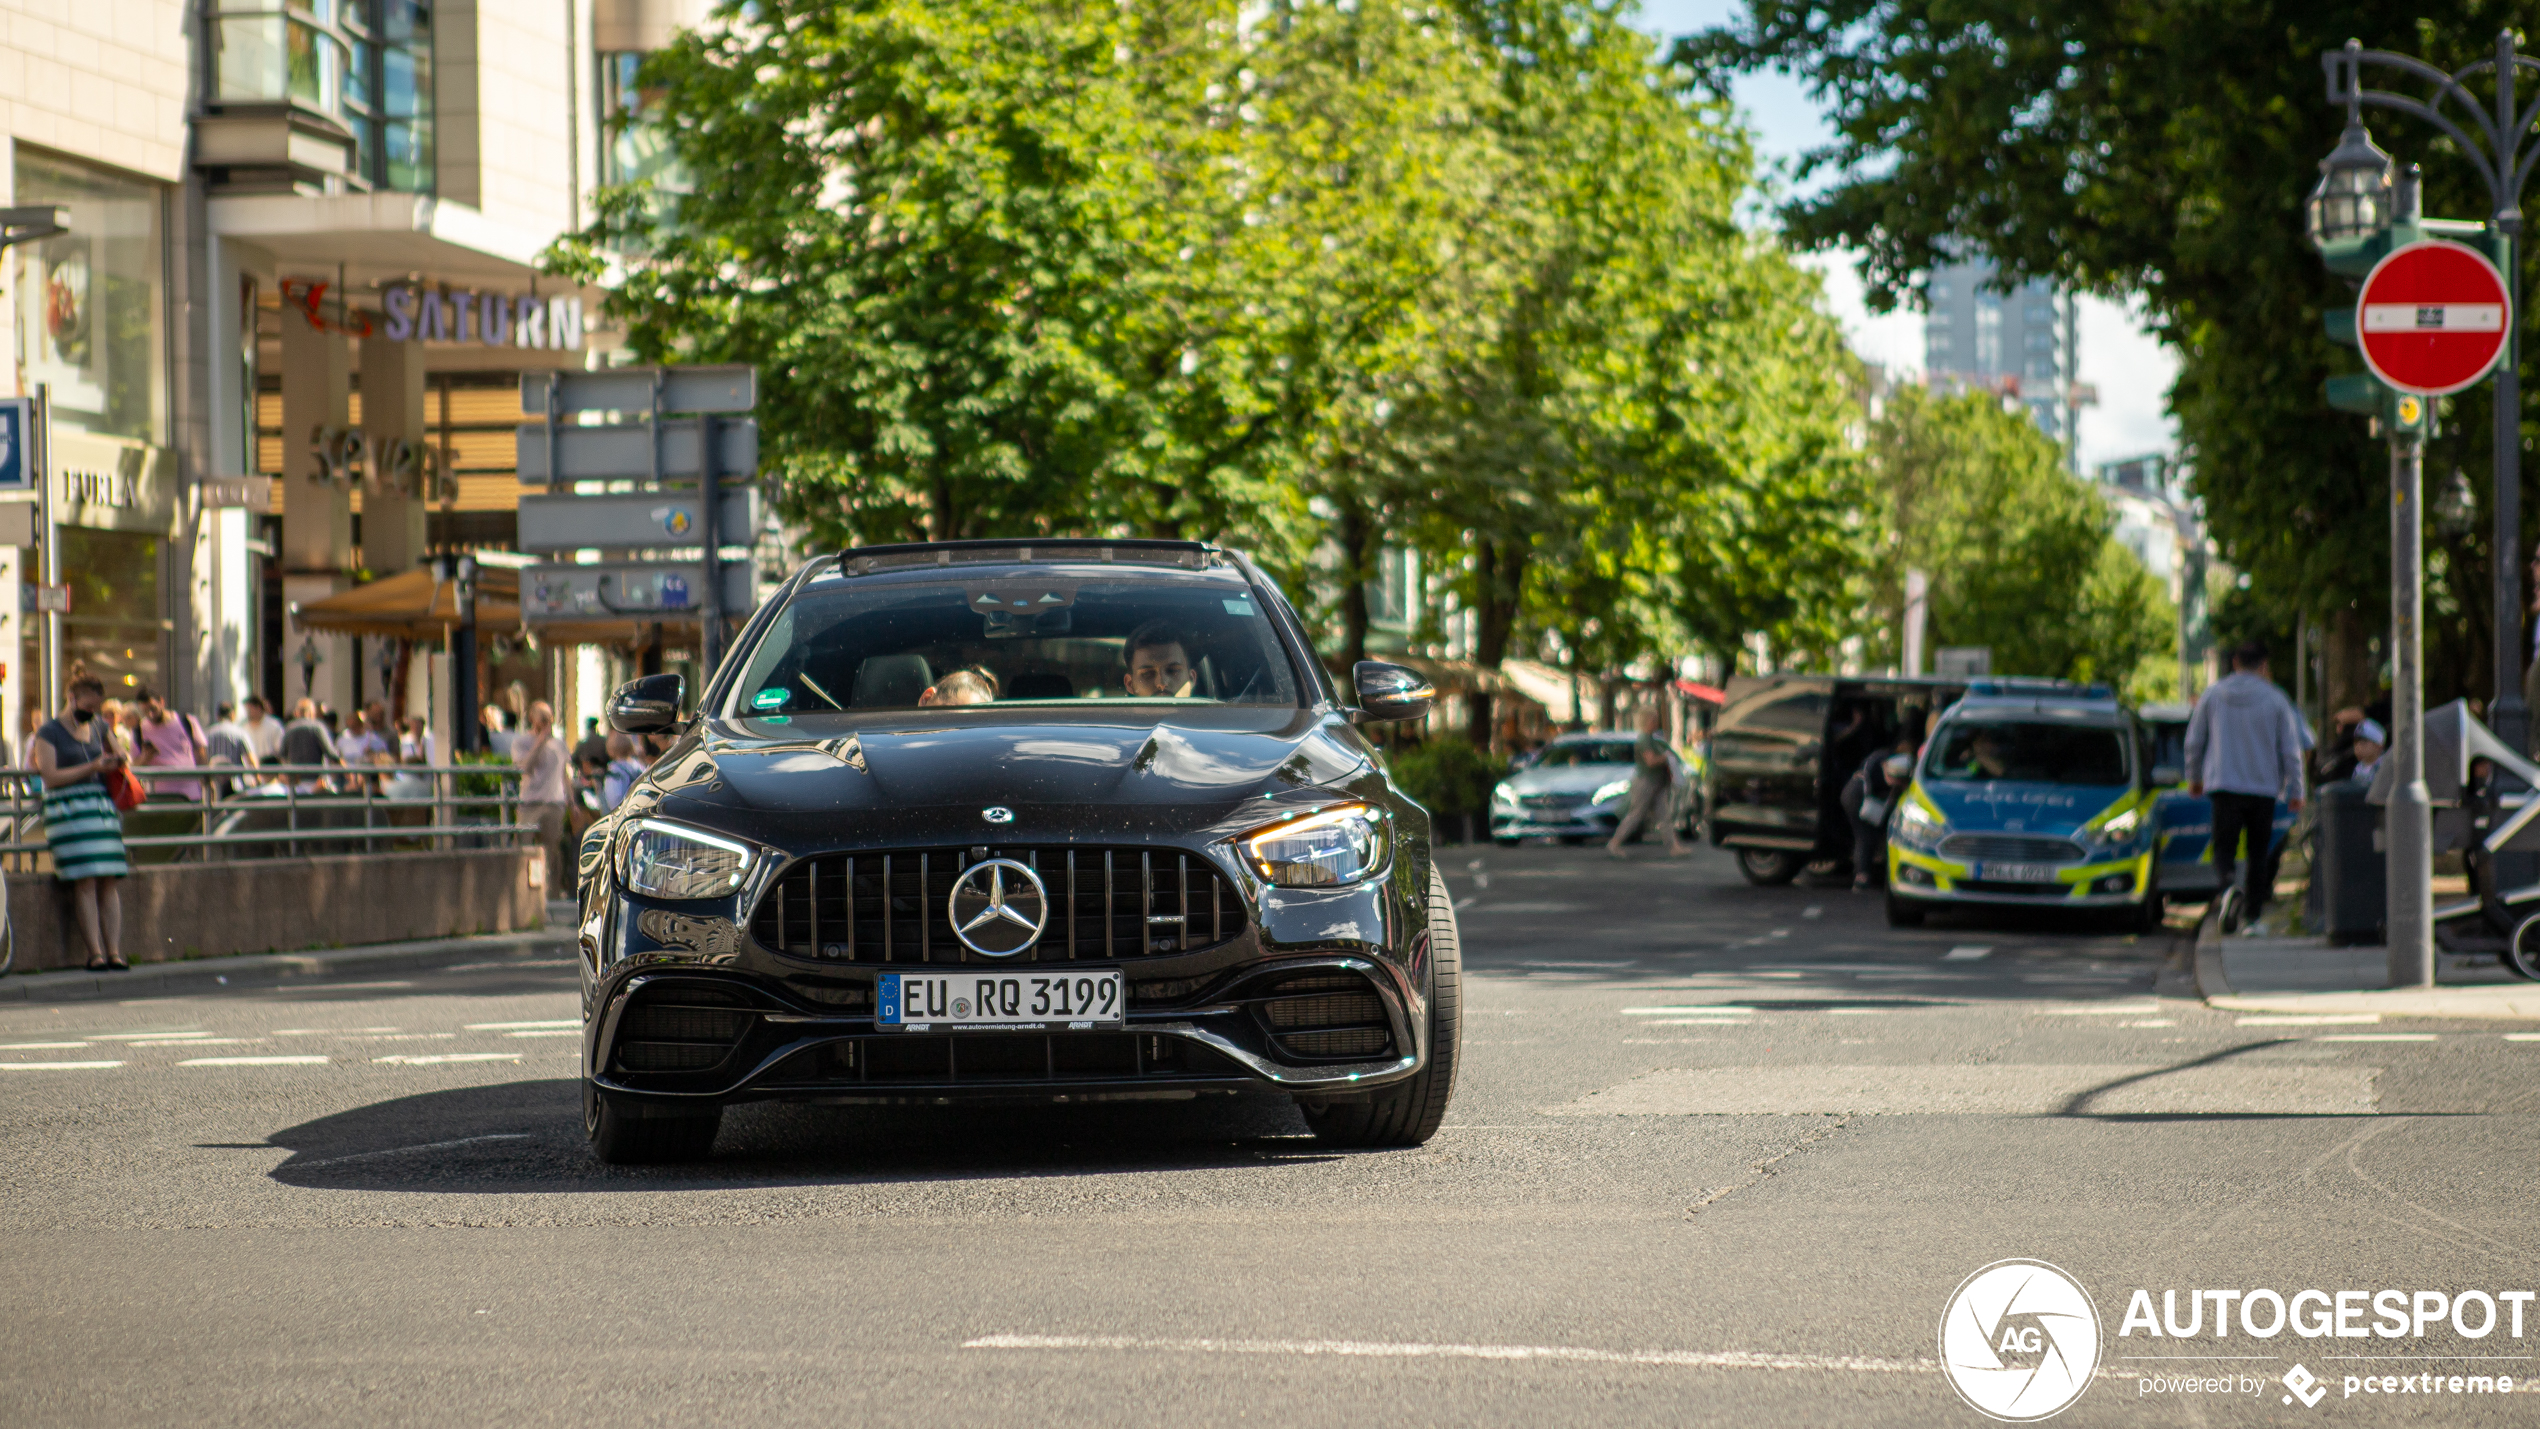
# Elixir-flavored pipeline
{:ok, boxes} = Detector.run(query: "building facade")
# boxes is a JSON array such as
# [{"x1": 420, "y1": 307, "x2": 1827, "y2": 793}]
[
  {"x1": 1922, "y1": 257, "x2": 2085, "y2": 462},
  {"x1": 0, "y1": 0, "x2": 713, "y2": 752}
]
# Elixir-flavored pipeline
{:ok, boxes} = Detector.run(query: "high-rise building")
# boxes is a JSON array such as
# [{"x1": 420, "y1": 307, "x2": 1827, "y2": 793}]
[{"x1": 1922, "y1": 258, "x2": 2083, "y2": 461}]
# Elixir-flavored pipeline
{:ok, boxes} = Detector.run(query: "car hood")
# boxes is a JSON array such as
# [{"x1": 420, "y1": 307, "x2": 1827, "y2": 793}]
[
  {"x1": 1917, "y1": 780, "x2": 2131, "y2": 839},
  {"x1": 622, "y1": 705, "x2": 1376, "y2": 845},
  {"x1": 1504, "y1": 764, "x2": 1634, "y2": 797}
]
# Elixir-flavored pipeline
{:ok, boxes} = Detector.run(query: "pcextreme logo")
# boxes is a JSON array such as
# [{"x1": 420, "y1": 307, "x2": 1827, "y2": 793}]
[{"x1": 1940, "y1": 1259, "x2": 2103, "y2": 1421}]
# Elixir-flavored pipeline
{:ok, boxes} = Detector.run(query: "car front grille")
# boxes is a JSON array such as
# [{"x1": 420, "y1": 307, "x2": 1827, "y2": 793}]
[
  {"x1": 1517, "y1": 794, "x2": 1584, "y2": 811},
  {"x1": 751, "y1": 846, "x2": 1245, "y2": 963},
  {"x1": 1955, "y1": 879, "x2": 2074, "y2": 898},
  {"x1": 774, "y1": 1031, "x2": 1247, "y2": 1085},
  {"x1": 611, "y1": 985, "x2": 753, "y2": 1073},
  {"x1": 1937, "y1": 834, "x2": 2086, "y2": 864}
]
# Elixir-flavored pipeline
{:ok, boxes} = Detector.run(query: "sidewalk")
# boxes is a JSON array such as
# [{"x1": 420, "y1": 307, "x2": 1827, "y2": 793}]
[
  {"x1": 0, "y1": 898, "x2": 580, "y2": 1005},
  {"x1": 2196, "y1": 920, "x2": 2540, "y2": 1019}
]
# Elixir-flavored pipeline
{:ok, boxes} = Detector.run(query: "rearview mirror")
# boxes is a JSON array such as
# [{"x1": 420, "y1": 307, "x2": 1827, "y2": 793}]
[
  {"x1": 609, "y1": 673, "x2": 687, "y2": 735},
  {"x1": 1352, "y1": 661, "x2": 1435, "y2": 723},
  {"x1": 2150, "y1": 763, "x2": 2183, "y2": 788}
]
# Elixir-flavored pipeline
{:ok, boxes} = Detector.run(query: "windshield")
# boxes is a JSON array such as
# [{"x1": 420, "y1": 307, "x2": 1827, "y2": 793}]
[
  {"x1": 1534, "y1": 739, "x2": 1639, "y2": 768},
  {"x1": 724, "y1": 565, "x2": 1304, "y2": 716},
  {"x1": 1926, "y1": 719, "x2": 2130, "y2": 786}
]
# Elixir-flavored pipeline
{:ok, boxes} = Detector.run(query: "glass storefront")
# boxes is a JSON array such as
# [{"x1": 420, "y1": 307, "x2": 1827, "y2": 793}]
[
  {"x1": 11, "y1": 152, "x2": 166, "y2": 443},
  {"x1": 60, "y1": 528, "x2": 163, "y2": 697},
  {"x1": 206, "y1": 0, "x2": 434, "y2": 190}
]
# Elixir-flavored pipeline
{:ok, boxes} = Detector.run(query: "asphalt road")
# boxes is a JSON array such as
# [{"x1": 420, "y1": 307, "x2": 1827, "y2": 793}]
[{"x1": 5, "y1": 844, "x2": 2538, "y2": 1427}]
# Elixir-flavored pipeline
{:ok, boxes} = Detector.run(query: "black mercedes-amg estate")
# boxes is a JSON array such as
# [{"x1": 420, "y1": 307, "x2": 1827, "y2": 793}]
[{"x1": 574, "y1": 538, "x2": 1459, "y2": 1163}]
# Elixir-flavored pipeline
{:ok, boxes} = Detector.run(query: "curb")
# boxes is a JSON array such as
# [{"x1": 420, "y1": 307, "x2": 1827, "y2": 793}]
[
  {"x1": 2192, "y1": 908, "x2": 2233, "y2": 999},
  {"x1": 0, "y1": 927, "x2": 578, "y2": 1005}
]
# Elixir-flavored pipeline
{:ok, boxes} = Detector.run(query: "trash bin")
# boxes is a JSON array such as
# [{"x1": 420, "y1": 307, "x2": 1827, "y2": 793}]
[{"x1": 2311, "y1": 778, "x2": 2382, "y2": 945}]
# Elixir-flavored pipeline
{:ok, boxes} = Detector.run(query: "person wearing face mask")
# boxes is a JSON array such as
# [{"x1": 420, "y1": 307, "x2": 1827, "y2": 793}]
[{"x1": 31, "y1": 676, "x2": 131, "y2": 971}]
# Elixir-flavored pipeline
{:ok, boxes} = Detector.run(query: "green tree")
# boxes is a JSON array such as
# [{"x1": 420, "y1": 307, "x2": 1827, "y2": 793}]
[{"x1": 1871, "y1": 387, "x2": 2176, "y2": 695}]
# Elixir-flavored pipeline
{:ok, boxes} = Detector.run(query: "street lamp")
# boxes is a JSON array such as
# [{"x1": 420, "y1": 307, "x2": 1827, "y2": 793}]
[{"x1": 2306, "y1": 120, "x2": 2395, "y2": 249}]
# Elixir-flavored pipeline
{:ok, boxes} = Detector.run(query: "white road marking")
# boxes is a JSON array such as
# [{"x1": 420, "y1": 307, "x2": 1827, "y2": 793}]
[
  {"x1": 962, "y1": 1334, "x2": 1937, "y2": 1376},
  {"x1": 1554, "y1": 1063, "x2": 2382, "y2": 1116},
  {"x1": 1801, "y1": 906, "x2": 1823, "y2": 919},
  {"x1": 1622, "y1": 1006, "x2": 1754, "y2": 1015},
  {"x1": 2315, "y1": 1034, "x2": 2437, "y2": 1043},
  {"x1": 1826, "y1": 1008, "x2": 1886, "y2": 1016},
  {"x1": 504, "y1": 1029, "x2": 580, "y2": 1039},
  {"x1": 0, "y1": 1060, "x2": 124, "y2": 1070},
  {"x1": 1523, "y1": 960, "x2": 1636, "y2": 969},
  {"x1": 1454, "y1": 897, "x2": 1477, "y2": 910},
  {"x1": 2042, "y1": 1005, "x2": 2164, "y2": 1017},
  {"x1": 179, "y1": 1055, "x2": 329, "y2": 1067},
  {"x1": 84, "y1": 1031, "x2": 211, "y2": 1041},
  {"x1": 0, "y1": 1042, "x2": 91, "y2": 1049},
  {"x1": 1475, "y1": 902, "x2": 1588, "y2": 914},
  {"x1": 341, "y1": 1033, "x2": 457, "y2": 1042},
  {"x1": 133, "y1": 1038, "x2": 262, "y2": 1048},
  {"x1": 2238, "y1": 1014, "x2": 2381, "y2": 1026},
  {"x1": 292, "y1": 1133, "x2": 532, "y2": 1168},
  {"x1": 1944, "y1": 946, "x2": 1993, "y2": 960},
  {"x1": 276, "y1": 1027, "x2": 398, "y2": 1036},
  {"x1": 2123, "y1": 1021, "x2": 2178, "y2": 1028},
  {"x1": 376, "y1": 1053, "x2": 523, "y2": 1065},
  {"x1": 1643, "y1": 1019, "x2": 1749, "y2": 1027},
  {"x1": 464, "y1": 1020, "x2": 578, "y2": 1030}
]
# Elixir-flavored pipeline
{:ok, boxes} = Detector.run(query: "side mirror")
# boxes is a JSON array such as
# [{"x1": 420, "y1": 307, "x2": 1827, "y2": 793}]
[
  {"x1": 2150, "y1": 763, "x2": 2183, "y2": 788},
  {"x1": 609, "y1": 673, "x2": 687, "y2": 735},
  {"x1": 1351, "y1": 661, "x2": 1435, "y2": 723}
]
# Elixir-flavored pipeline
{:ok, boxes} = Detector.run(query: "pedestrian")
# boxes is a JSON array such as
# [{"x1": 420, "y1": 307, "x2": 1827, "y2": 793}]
[
  {"x1": 2184, "y1": 640, "x2": 2307, "y2": 934},
  {"x1": 574, "y1": 716, "x2": 609, "y2": 772},
  {"x1": 481, "y1": 703, "x2": 517, "y2": 759},
  {"x1": 1605, "y1": 706, "x2": 1690, "y2": 859},
  {"x1": 1844, "y1": 736, "x2": 1917, "y2": 891},
  {"x1": 602, "y1": 732, "x2": 648, "y2": 810},
  {"x1": 514, "y1": 700, "x2": 571, "y2": 893},
  {"x1": 130, "y1": 686, "x2": 209, "y2": 801},
  {"x1": 281, "y1": 697, "x2": 340, "y2": 791},
  {"x1": 204, "y1": 702, "x2": 258, "y2": 795},
  {"x1": 336, "y1": 708, "x2": 389, "y2": 765},
  {"x1": 31, "y1": 675, "x2": 130, "y2": 971},
  {"x1": 2349, "y1": 718, "x2": 2386, "y2": 785},
  {"x1": 398, "y1": 714, "x2": 436, "y2": 765},
  {"x1": 240, "y1": 695, "x2": 285, "y2": 764}
]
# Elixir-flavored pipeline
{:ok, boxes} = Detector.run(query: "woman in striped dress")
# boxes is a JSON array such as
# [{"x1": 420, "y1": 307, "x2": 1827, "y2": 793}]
[{"x1": 31, "y1": 676, "x2": 130, "y2": 971}]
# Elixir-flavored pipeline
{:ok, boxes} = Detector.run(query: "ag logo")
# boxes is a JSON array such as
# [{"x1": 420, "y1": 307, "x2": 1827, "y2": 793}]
[{"x1": 1939, "y1": 1259, "x2": 2101, "y2": 1421}]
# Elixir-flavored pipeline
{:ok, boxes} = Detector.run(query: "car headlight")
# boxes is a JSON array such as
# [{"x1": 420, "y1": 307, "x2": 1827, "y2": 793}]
[
  {"x1": 1894, "y1": 798, "x2": 1944, "y2": 851},
  {"x1": 1491, "y1": 781, "x2": 1518, "y2": 806},
  {"x1": 620, "y1": 819, "x2": 756, "y2": 900},
  {"x1": 2087, "y1": 807, "x2": 2143, "y2": 849},
  {"x1": 1592, "y1": 778, "x2": 1634, "y2": 805},
  {"x1": 1240, "y1": 803, "x2": 1388, "y2": 888}
]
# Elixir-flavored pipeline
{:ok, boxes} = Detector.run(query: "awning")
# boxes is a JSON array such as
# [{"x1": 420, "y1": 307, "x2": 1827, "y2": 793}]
[
  {"x1": 292, "y1": 566, "x2": 522, "y2": 638},
  {"x1": 1675, "y1": 680, "x2": 1727, "y2": 705}
]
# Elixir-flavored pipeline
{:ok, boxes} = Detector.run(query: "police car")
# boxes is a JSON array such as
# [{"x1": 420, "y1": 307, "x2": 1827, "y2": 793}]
[{"x1": 1885, "y1": 682, "x2": 2165, "y2": 932}]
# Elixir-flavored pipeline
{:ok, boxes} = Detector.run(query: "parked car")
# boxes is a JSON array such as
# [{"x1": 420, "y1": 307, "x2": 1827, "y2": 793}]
[
  {"x1": 1703, "y1": 673, "x2": 1968, "y2": 884},
  {"x1": 2135, "y1": 702, "x2": 2295, "y2": 900},
  {"x1": 1885, "y1": 682, "x2": 2166, "y2": 932},
  {"x1": 1489, "y1": 733, "x2": 1693, "y2": 845},
  {"x1": 575, "y1": 538, "x2": 1459, "y2": 1163}
]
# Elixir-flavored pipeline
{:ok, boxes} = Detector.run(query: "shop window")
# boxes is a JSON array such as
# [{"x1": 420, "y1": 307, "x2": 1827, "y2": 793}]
[
  {"x1": 205, "y1": 0, "x2": 433, "y2": 191},
  {"x1": 12, "y1": 153, "x2": 166, "y2": 444},
  {"x1": 60, "y1": 528, "x2": 162, "y2": 697}
]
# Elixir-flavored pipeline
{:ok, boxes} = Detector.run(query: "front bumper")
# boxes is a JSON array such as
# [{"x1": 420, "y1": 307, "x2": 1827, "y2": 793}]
[{"x1": 1886, "y1": 844, "x2": 2157, "y2": 908}]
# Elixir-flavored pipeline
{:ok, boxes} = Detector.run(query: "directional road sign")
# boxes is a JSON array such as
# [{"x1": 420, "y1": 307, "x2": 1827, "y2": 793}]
[
  {"x1": 0, "y1": 397, "x2": 33, "y2": 492},
  {"x1": 2358, "y1": 239, "x2": 2512, "y2": 396},
  {"x1": 520, "y1": 366, "x2": 755, "y2": 416},
  {"x1": 517, "y1": 489, "x2": 760, "y2": 553},
  {"x1": 513, "y1": 418, "x2": 757, "y2": 484},
  {"x1": 522, "y1": 562, "x2": 755, "y2": 623}
]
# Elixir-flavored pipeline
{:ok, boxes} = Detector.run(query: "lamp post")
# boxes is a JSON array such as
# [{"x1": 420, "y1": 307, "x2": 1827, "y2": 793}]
[{"x1": 2318, "y1": 32, "x2": 2540, "y2": 943}]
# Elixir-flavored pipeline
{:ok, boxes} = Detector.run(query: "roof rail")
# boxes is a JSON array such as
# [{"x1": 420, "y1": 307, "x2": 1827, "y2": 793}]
[{"x1": 837, "y1": 538, "x2": 1224, "y2": 576}]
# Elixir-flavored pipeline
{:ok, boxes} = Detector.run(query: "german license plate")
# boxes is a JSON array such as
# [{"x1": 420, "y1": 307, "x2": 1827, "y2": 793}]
[
  {"x1": 1983, "y1": 862, "x2": 2060, "y2": 883},
  {"x1": 878, "y1": 971, "x2": 1124, "y2": 1031}
]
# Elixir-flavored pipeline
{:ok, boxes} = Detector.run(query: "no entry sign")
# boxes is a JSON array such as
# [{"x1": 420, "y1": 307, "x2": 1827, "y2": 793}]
[{"x1": 2358, "y1": 239, "x2": 2512, "y2": 396}]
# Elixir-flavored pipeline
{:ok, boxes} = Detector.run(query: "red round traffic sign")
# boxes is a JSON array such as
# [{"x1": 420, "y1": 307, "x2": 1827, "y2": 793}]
[{"x1": 2358, "y1": 239, "x2": 2512, "y2": 396}]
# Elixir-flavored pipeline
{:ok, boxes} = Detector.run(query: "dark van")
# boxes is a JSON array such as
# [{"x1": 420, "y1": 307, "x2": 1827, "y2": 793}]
[{"x1": 1702, "y1": 673, "x2": 1970, "y2": 884}]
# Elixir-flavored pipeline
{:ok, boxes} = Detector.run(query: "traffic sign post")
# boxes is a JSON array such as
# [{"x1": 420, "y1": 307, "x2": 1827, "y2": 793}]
[
  {"x1": 516, "y1": 365, "x2": 759, "y2": 675},
  {"x1": 2356, "y1": 240, "x2": 2511, "y2": 394}
]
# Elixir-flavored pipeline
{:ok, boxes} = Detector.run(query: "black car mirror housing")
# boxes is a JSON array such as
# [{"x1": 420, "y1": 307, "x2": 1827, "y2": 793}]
[
  {"x1": 610, "y1": 673, "x2": 688, "y2": 735},
  {"x1": 1351, "y1": 661, "x2": 1435, "y2": 723}
]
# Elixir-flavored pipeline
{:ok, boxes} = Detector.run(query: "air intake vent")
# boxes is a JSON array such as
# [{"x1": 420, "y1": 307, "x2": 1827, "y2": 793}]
[
  {"x1": 1250, "y1": 970, "x2": 1393, "y2": 1063},
  {"x1": 1263, "y1": 992, "x2": 1386, "y2": 1029},
  {"x1": 751, "y1": 847, "x2": 1245, "y2": 963},
  {"x1": 1279, "y1": 1028, "x2": 1390, "y2": 1059},
  {"x1": 610, "y1": 988, "x2": 753, "y2": 1075}
]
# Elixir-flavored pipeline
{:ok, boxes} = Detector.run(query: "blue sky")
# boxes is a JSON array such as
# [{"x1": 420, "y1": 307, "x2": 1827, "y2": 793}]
[{"x1": 1624, "y1": 0, "x2": 2179, "y2": 468}]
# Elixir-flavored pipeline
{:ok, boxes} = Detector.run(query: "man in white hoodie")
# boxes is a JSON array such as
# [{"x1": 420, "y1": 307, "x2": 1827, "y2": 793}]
[{"x1": 2185, "y1": 641, "x2": 2307, "y2": 931}]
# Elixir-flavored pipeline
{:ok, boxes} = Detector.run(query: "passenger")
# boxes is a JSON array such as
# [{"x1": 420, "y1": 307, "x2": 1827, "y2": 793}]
[
  {"x1": 920, "y1": 668, "x2": 999, "y2": 706},
  {"x1": 1122, "y1": 621, "x2": 1194, "y2": 697}
]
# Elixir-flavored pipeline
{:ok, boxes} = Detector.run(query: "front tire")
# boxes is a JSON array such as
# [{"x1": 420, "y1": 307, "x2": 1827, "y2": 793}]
[
  {"x1": 1886, "y1": 890, "x2": 1926, "y2": 927},
  {"x1": 1300, "y1": 869, "x2": 1462, "y2": 1148},
  {"x1": 1736, "y1": 848, "x2": 1804, "y2": 886},
  {"x1": 586, "y1": 1081, "x2": 722, "y2": 1165}
]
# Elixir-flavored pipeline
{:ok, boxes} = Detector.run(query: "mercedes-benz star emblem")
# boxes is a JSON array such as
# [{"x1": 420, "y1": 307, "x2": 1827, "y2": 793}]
[
  {"x1": 946, "y1": 858, "x2": 1048, "y2": 957},
  {"x1": 981, "y1": 806, "x2": 1014, "y2": 824}
]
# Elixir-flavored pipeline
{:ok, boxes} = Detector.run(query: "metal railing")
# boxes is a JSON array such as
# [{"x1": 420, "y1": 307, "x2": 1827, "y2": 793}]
[{"x1": 0, "y1": 763, "x2": 542, "y2": 869}]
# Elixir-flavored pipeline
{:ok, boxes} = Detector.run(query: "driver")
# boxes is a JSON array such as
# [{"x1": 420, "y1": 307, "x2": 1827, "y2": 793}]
[
  {"x1": 1122, "y1": 621, "x2": 1195, "y2": 698},
  {"x1": 1971, "y1": 728, "x2": 2012, "y2": 779}
]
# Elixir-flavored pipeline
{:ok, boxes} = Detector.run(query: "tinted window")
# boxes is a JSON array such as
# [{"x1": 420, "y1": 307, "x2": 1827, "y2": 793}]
[
  {"x1": 1928, "y1": 720, "x2": 2130, "y2": 786},
  {"x1": 1535, "y1": 740, "x2": 1638, "y2": 768},
  {"x1": 725, "y1": 566, "x2": 1302, "y2": 715},
  {"x1": 1721, "y1": 687, "x2": 1828, "y2": 742}
]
